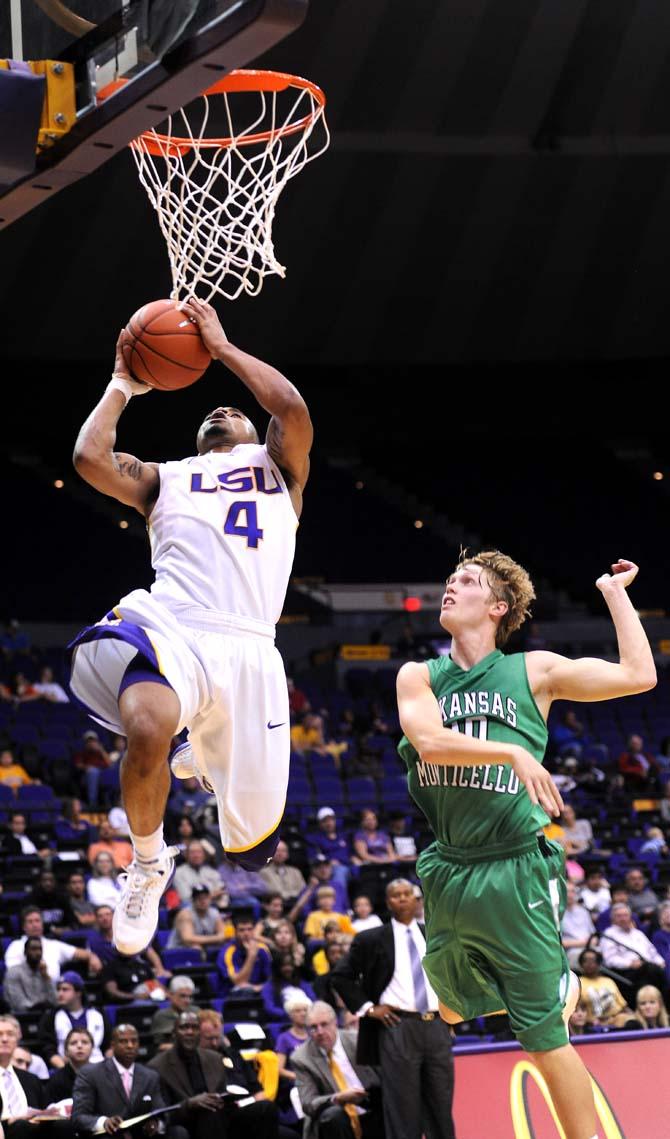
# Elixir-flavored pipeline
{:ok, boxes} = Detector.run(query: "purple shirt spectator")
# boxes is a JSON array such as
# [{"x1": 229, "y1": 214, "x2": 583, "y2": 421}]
[
  {"x1": 652, "y1": 928, "x2": 670, "y2": 981},
  {"x1": 353, "y1": 828, "x2": 392, "y2": 859}
]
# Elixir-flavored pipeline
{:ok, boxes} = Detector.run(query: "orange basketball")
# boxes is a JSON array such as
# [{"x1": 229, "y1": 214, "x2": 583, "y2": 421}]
[{"x1": 121, "y1": 299, "x2": 211, "y2": 390}]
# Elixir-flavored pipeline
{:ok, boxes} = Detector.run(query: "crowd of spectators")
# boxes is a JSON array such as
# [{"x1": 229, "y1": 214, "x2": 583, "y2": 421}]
[{"x1": 0, "y1": 635, "x2": 669, "y2": 1133}]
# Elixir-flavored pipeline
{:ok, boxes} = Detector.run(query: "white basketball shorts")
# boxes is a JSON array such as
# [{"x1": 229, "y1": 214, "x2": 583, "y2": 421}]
[{"x1": 69, "y1": 589, "x2": 290, "y2": 867}]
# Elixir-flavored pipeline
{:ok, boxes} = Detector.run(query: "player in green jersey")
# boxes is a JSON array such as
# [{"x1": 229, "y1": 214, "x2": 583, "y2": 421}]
[{"x1": 397, "y1": 552, "x2": 655, "y2": 1139}]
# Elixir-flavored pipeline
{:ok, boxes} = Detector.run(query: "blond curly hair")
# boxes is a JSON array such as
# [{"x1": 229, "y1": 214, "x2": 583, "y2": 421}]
[{"x1": 455, "y1": 550, "x2": 535, "y2": 647}]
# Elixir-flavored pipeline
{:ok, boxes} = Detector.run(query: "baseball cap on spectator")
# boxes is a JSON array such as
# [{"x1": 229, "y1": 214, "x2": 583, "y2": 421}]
[
  {"x1": 191, "y1": 885, "x2": 211, "y2": 896},
  {"x1": 59, "y1": 971, "x2": 83, "y2": 990},
  {"x1": 310, "y1": 853, "x2": 331, "y2": 866},
  {"x1": 83, "y1": 731, "x2": 99, "y2": 740},
  {"x1": 317, "y1": 807, "x2": 335, "y2": 821}
]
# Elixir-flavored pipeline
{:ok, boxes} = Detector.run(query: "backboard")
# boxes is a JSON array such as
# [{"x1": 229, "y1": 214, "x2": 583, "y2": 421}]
[{"x1": 0, "y1": 0, "x2": 310, "y2": 228}]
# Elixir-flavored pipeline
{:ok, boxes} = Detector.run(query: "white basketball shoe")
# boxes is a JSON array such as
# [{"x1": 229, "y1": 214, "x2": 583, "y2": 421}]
[
  {"x1": 113, "y1": 845, "x2": 179, "y2": 956},
  {"x1": 169, "y1": 738, "x2": 214, "y2": 794}
]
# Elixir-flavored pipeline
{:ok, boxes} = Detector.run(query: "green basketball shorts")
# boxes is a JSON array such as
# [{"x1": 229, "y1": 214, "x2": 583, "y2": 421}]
[{"x1": 417, "y1": 833, "x2": 571, "y2": 1053}]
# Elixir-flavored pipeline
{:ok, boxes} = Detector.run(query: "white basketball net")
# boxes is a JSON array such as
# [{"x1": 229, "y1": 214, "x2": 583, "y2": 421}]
[{"x1": 130, "y1": 71, "x2": 329, "y2": 302}]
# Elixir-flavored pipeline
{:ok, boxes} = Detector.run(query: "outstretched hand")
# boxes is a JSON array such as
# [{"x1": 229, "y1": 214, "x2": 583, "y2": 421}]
[
  {"x1": 179, "y1": 297, "x2": 228, "y2": 358},
  {"x1": 596, "y1": 559, "x2": 639, "y2": 593}
]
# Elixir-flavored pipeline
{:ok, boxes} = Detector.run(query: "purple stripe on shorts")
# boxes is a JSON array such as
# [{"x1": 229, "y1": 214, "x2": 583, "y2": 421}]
[{"x1": 119, "y1": 667, "x2": 172, "y2": 697}]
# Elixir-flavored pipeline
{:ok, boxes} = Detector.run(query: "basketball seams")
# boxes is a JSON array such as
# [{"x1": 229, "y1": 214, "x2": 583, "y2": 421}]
[{"x1": 123, "y1": 297, "x2": 210, "y2": 390}]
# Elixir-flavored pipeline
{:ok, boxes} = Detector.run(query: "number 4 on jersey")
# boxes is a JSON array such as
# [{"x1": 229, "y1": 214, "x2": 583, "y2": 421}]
[{"x1": 224, "y1": 501, "x2": 264, "y2": 549}]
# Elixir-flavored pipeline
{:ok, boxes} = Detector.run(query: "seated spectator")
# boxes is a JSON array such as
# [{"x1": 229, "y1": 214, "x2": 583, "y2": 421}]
[
  {"x1": 652, "y1": 901, "x2": 670, "y2": 981},
  {"x1": 640, "y1": 826, "x2": 669, "y2": 858},
  {"x1": 312, "y1": 940, "x2": 350, "y2": 1009},
  {"x1": 198, "y1": 1008, "x2": 226, "y2": 1052},
  {"x1": 312, "y1": 921, "x2": 345, "y2": 976},
  {"x1": 167, "y1": 775, "x2": 212, "y2": 820},
  {"x1": 173, "y1": 840, "x2": 226, "y2": 906},
  {"x1": 567, "y1": 1000, "x2": 599, "y2": 1038},
  {"x1": 595, "y1": 885, "x2": 636, "y2": 934},
  {"x1": 65, "y1": 872, "x2": 96, "y2": 929},
  {"x1": 149, "y1": 1010, "x2": 285, "y2": 1139},
  {"x1": 269, "y1": 918, "x2": 306, "y2": 971},
  {"x1": 353, "y1": 808, "x2": 395, "y2": 865},
  {"x1": 12, "y1": 672, "x2": 41, "y2": 705},
  {"x1": 37, "y1": 972, "x2": 110, "y2": 1066},
  {"x1": 551, "y1": 708, "x2": 590, "y2": 757},
  {"x1": 617, "y1": 733, "x2": 660, "y2": 792},
  {"x1": 562, "y1": 879, "x2": 592, "y2": 970},
  {"x1": 107, "y1": 735, "x2": 126, "y2": 764},
  {"x1": 559, "y1": 804, "x2": 593, "y2": 857},
  {"x1": 579, "y1": 868, "x2": 611, "y2": 919},
  {"x1": 151, "y1": 976, "x2": 195, "y2": 1052},
  {"x1": 1, "y1": 618, "x2": 31, "y2": 654},
  {"x1": 351, "y1": 896, "x2": 383, "y2": 935},
  {"x1": 291, "y1": 713, "x2": 327, "y2": 755},
  {"x1": 633, "y1": 984, "x2": 669, "y2": 1030},
  {"x1": 254, "y1": 892, "x2": 286, "y2": 944},
  {"x1": 174, "y1": 814, "x2": 197, "y2": 846},
  {"x1": 29, "y1": 870, "x2": 76, "y2": 936},
  {"x1": 3, "y1": 937, "x2": 58, "y2": 1013},
  {"x1": 660, "y1": 782, "x2": 670, "y2": 826},
  {"x1": 72, "y1": 1024, "x2": 166, "y2": 1137},
  {"x1": 100, "y1": 948, "x2": 166, "y2": 1005},
  {"x1": 86, "y1": 852, "x2": 123, "y2": 911},
  {"x1": 259, "y1": 840, "x2": 307, "y2": 903},
  {"x1": 543, "y1": 818, "x2": 566, "y2": 845},
  {"x1": 167, "y1": 884, "x2": 229, "y2": 955},
  {"x1": 0, "y1": 1014, "x2": 47, "y2": 1129},
  {"x1": 217, "y1": 912, "x2": 273, "y2": 994},
  {"x1": 43, "y1": 1027, "x2": 94, "y2": 1108},
  {"x1": 87, "y1": 816, "x2": 133, "y2": 870},
  {"x1": 0, "y1": 747, "x2": 32, "y2": 790},
  {"x1": 625, "y1": 867, "x2": 659, "y2": 922},
  {"x1": 307, "y1": 808, "x2": 352, "y2": 883},
  {"x1": 292, "y1": 1001, "x2": 382, "y2": 1136},
  {"x1": 550, "y1": 756, "x2": 579, "y2": 797},
  {"x1": 218, "y1": 859, "x2": 267, "y2": 916},
  {"x1": 276, "y1": 992, "x2": 311, "y2": 1081},
  {"x1": 303, "y1": 887, "x2": 355, "y2": 941},
  {"x1": 11, "y1": 1042, "x2": 49, "y2": 1081},
  {"x1": 5, "y1": 906, "x2": 101, "y2": 981},
  {"x1": 72, "y1": 730, "x2": 112, "y2": 808},
  {"x1": 287, "y1": 676, "x2": 310, "y2": 718},
  {"x1": 8, "y1": 812, "x2": 47, "y2": 857},
  {"x1": 32, "y1": 667, "x2": 69, "y2": 704},
  {"x1": 261, "y1": 953, "x2": 316, "y2": 1022},
  {"x1": 387, "y1": 812, "x2": 418, "y2": 863},
  {"x1": 599, "y1": 902, "x2": 667, "y2": 1003},
  {"x1": 54, "y1": 798, "x2": 93, "y2": 848},
  {"x1": 85, "y1": 905, "x2": 116, "y2": 965},
  {"x1": 577, "y1": 948, "x2": 634, "y2": 1029},
  {"x1": 290, "y1": 855, "x2": 349, "y2": 924}
]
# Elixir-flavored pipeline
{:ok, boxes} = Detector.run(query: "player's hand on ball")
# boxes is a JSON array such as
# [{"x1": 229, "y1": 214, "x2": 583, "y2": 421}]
[
  {"x1": 596, "y1": 559, "x2": 639, "y2": 593},
  {"x1": 113, "y1": 331, "x2": 152, "y2": 396},
  {"x1": 179, "y1": 297, "x2": 228, "y2": 357},
  {"x1": 511, "y1": 746, "x2": 564, "y2": 817}
]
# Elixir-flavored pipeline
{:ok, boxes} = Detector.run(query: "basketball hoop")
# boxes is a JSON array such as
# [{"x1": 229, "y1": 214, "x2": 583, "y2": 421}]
[{"x1": 128, "y1": 69, "x2": 329, "y2": 302}]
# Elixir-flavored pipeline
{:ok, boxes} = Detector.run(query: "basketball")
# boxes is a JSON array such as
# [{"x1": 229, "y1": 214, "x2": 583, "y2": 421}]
[{"x1": 121, "y1": 299, "x2": 211, "y2": 390}]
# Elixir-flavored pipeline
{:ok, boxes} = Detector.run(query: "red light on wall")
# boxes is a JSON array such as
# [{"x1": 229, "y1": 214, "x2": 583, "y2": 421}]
[{"x1": 404, "y1": 596, "x2": 422, "y2": 613}]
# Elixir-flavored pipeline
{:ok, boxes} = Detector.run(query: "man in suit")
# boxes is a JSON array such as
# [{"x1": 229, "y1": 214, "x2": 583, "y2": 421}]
[
  {"x1": 149, "y1": 1010, "x2": 282, "y2": 1139},
  {"x1": 72, "y1": 1024, "x2": 166, "y2": 1135},
  {"x1": 0, "y1": 1014, "x2": 46, "y2": 1138},
  {"x1": 291, "y1": 1002, "x2": 382, "y2": 1139},
  {"x1": 331, "y1": 878, "x2": 455, "y2": 1139}
]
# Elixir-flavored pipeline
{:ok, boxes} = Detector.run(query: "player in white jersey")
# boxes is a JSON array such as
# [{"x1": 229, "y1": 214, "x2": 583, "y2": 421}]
[{"x1": 69, "y1": 297, "x2": 312, "y2": 955}]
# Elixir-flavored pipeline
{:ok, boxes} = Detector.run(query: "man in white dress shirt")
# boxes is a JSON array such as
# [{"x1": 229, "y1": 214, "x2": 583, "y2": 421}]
[
  {"x1": 4, "y1": 909, "x2": 101, "y2": 982},
  {"x1": 599, "y1": 902, "x2": 667, "y2": 1004},
  {"x1": 0, "y1": 1015, "x2": 47, "y2": 1138},
  {"x1": 331, "y1": 879, "x2": 455, "y2": 1139}
]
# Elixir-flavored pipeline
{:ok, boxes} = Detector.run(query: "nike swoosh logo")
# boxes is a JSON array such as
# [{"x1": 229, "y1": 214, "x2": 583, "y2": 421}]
[
  {"x1": 528, "y1": 900, "x2": 544, "y2": 909},
  {"x1": 267, "y1": 721, "x2": 286, "y2": 730}
]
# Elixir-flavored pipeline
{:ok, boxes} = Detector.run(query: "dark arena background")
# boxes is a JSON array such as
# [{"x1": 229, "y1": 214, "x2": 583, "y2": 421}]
[{"x1": 1, "y1": 2, "x2": 670, "y2": 1136}]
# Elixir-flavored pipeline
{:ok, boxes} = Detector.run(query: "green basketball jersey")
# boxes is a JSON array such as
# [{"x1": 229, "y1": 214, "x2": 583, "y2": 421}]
[{"x1": 397, "y1": 649, "x2": 549, "y2": 847}]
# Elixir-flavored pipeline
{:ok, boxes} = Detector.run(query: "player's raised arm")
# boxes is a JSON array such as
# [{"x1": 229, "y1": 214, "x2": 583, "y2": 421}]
[
  {"x1": 180, "y1": 298, "x2": 313, "y2": 493},
  {"x1": 397, "y1": 662, "x2": 562, "y2": 815},
  {"x1": 528, "y1": 560, "x2": 657, "y2": 704},
  {"x1": 72, "y1": 332, "x2": 160, "y2": 515}
]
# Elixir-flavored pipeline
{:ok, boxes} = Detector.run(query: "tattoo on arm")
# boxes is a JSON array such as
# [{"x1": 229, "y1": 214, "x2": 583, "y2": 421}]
[{"x1": 113, "y1": 454, "x2": 143, "y2": 481}]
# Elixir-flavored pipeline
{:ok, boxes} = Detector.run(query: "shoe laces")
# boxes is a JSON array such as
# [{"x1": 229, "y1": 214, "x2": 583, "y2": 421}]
[{"x1": 119, "y1": 846, "x2": 179, "y2": 919}]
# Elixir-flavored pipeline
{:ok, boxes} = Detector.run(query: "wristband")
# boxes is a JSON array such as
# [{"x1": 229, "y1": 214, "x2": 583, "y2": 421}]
[{"x1": 106, "y1": 375, "x2": 134, "y2": 404}]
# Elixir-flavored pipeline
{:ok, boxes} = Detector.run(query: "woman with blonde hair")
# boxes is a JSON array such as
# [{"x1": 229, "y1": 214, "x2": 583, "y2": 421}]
[
  {"x1": 634, "y1": 985, "x2": 669, "y2": 1029},
  {"x1": 86, "y1": 851, "x2": 122, "y2": 909}
]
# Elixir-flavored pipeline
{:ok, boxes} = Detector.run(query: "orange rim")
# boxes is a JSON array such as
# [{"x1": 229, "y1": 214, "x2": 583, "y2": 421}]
[{"x1": 99, "y1": 69, "x2": 327, "y2": 157}]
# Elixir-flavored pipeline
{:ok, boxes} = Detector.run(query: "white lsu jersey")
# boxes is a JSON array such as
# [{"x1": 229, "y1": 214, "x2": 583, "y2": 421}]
[{"x1": 147, "y1": 443, "x2": 298, "y2": 626}]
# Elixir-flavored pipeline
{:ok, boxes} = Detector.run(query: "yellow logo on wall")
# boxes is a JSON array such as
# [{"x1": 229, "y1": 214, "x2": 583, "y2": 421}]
[{"x1": 509, "y1": 1060, "x2": 625, "y2": 1139}]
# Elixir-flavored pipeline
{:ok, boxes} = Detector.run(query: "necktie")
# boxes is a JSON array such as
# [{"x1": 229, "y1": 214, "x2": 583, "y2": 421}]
[
  {"x1": 122, "y1": 1068, "x2": 132, "y2": 1099},
  {"x1": 407, "y1": 927, "x2": 429, "y2": 1013},
  {"x1": 2, "y1": 1068, "x2": 24, "y2": 1119},
  {"x1": 327, "y1": 1050, "x2": 362, "y2": 1139}
]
